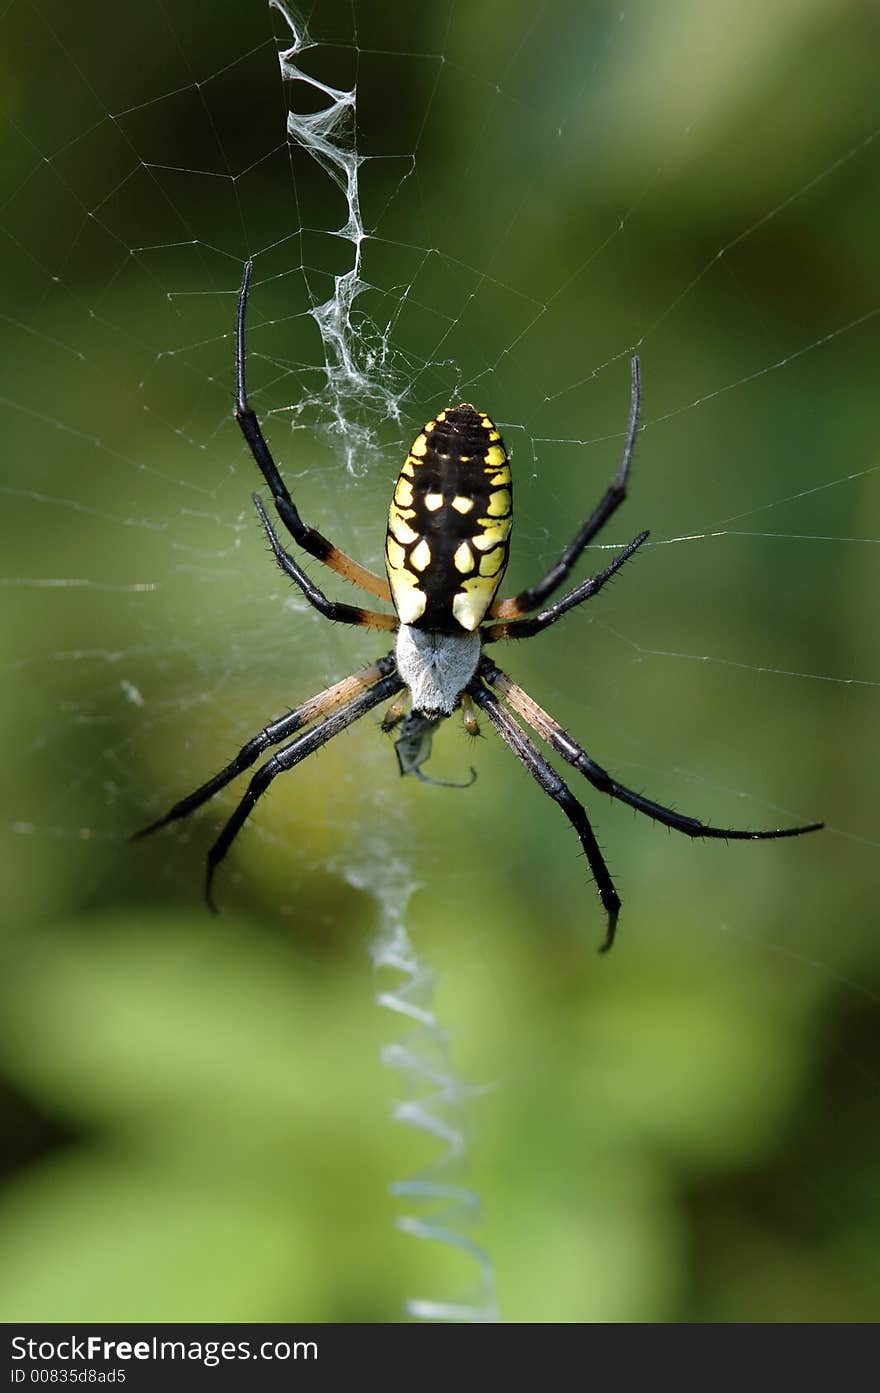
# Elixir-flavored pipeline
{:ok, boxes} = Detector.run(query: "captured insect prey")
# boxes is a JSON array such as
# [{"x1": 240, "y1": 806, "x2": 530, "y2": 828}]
[{"x1": 133, "y1": 259, "x2": 823, "y2": 952}]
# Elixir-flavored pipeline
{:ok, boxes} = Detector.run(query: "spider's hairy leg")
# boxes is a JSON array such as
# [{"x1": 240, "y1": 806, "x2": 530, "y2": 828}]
[
  {"x1": 381, "y1": 691, "x2": 409, "y2": 732},
  {"x1": 254, "y1": 495, "x2": 398, "y2": 632},
  {"x1": 469, "y1": 680, "x2": 621, "y2": 953},
  {"x1": 461, "y1": 692, "x2": 480, "y2": 738},
  {"x1": 131, "y1": 655, "x2": 398, "y2": 841},
  {"x1": 483, "y1": 529, "x2": 648, "y2": 642},
  {"x1": 234, "y1": 259, "x2": 392, "y2": 603},
  {"x1": 490, "y1": 355, "x2": 641, "y2": 621},
  {"x1": 481, "y1": 658, "x2": 824, "y2": 842},
  {"x1": 205, "y1": 670, "x2": 404, "y2": 911}
]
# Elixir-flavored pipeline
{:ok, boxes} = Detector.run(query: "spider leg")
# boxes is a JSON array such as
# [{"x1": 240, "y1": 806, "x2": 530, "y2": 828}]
[
  {"x1": 461, "y1": 692, "x2": 480, "y2": 737},
  {"x1": 131, "y1": 654, "x2": 397, "y2": 841},
  {"x1": 481, "y1": 657, "x2": 824, "y2": 841},
  {"x1": 235, "y1": 260, "x2": 392, "y2": 604},
  {"x1": 255, "y1": 495, "x2": 398, "y2": 631},
  {"x1": 490, "y1": 355, "x2": 641, "y2": 621},
  {"x1": 469, "y1": 679, "x2": 621, "y2": 953},
  {"x1": 205, "y1": 669, "x2": 404, "y2": 910},
  {"x1": 381, "y1": 691, "x2": 410, "y2": 732},
  {"x1": 483, "y1": 529, "x2": 648, "y2": 642}
]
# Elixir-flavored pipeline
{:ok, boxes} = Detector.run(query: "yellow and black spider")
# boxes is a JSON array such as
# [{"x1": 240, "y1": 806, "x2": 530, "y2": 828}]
[{"x1": 135, "y1": 260, "x2": 823, "y2": 951}]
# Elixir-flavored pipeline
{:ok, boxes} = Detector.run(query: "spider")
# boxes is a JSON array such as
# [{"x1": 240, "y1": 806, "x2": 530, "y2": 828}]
[{"x1": 134, "y1": 259, "x2": 823, "y2": 952}]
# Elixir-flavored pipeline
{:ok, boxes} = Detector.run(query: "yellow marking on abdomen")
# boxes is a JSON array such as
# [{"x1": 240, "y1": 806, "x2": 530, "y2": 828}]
[
  {"x1": 389, "y1": 511, "x2": 418, "y2": 545},
  {"x1": 410, "y1": 539, "x2": 432, "y2": 571},
  {"x1": 479, "y1": 548, "x2": 505, "y2": 577},
  {"x1": 453, "y1": 585, "x2": 492, "y2": 631},
  {"x1": 451, "y1": 496, "x2": 474, "y2": 514},
  {"x1": 424, "y1": 492, "x2": 444, "y2": 511},
  {"x1": 472, "y1": 519, "x2": 511, "y2": 552},
  {"x1": 487, "y1": 488, "x2": 511, "y2": 517},
  {"x1": 453, "y1": 542, "x2": 475, "y2": 573},
  {"x1": 394, "y1": 581, "x2": 427, "y2": 625},
  {"x1": 386, "y1": 537, "x2": 406, "y2": 570}
]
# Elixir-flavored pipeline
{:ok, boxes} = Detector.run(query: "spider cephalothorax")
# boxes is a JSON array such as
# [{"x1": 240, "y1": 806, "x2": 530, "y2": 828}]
[{"x1": 134, "y1": 260, "x2": 823, "y2": 952}]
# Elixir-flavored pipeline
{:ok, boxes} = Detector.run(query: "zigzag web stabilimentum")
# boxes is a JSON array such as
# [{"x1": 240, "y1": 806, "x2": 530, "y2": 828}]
[
  {"x1": 273, "y1": 0, "x2": 498, "y2": 1320},
  {"x1": 2, "y1": 0, "x2": 879, "y2": 1322}
]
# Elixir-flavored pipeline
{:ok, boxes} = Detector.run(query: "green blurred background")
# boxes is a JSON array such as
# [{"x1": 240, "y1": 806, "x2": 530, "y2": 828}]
[{"x1": 1, "y1": 0, "x2": 878, "y2": 1322}]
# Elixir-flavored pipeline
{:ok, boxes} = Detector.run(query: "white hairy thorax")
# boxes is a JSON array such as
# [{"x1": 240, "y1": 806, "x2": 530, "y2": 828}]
[{"x1": 394, "y1": 625, "x2": 482, "y2": 715}]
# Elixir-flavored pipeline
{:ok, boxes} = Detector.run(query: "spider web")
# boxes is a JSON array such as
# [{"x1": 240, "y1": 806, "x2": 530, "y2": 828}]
[{"x1": 1, "y1": 0, "x2": 878, "y2": 1324}]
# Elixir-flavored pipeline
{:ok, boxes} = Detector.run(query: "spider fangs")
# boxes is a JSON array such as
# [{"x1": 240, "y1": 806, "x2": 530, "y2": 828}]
[{"x1": 133, "y1": 260, "x2": 823, "y2": 952}]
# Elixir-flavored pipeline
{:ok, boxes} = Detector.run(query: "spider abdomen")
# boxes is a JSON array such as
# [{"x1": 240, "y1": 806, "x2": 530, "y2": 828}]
[{"x1": 386, "y1": 404, "x2": 512, "y2": 632}]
